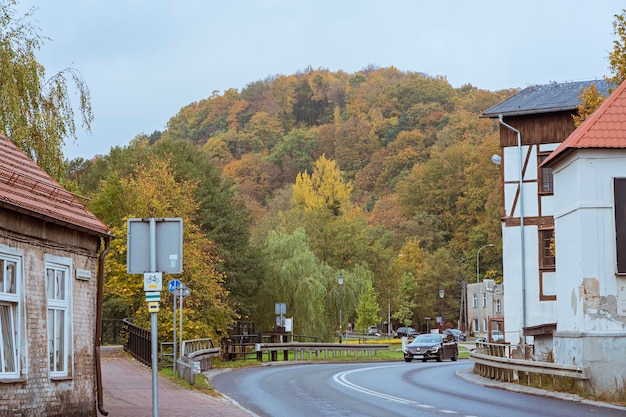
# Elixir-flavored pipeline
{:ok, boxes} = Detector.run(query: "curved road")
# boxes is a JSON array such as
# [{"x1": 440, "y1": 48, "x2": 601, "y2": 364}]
[{"x1": 211, "y1": 360, "x2": 625, "y2": 417}]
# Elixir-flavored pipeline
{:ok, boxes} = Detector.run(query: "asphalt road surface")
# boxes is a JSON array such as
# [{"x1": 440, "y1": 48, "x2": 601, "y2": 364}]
[{"x1": 211, "y1": 360, "x2": 626, "y2": 417}]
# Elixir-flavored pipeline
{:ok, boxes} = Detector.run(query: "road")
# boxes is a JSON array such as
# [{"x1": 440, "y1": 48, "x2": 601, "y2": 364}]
[{"x1": 211, "y1": 360, "x2": 625, "y2": 417}]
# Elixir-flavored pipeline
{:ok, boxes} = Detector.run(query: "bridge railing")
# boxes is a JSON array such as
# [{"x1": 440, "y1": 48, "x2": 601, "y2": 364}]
[
  {"x1": 255, "y1": 342, "x2": 389, "y2": 362},
  {"x1": 176, "y1": 338, "x2": 221, "y2": 385},
  {"x1": 122, "y1": 318, "x2": 151, "y2": 367}
]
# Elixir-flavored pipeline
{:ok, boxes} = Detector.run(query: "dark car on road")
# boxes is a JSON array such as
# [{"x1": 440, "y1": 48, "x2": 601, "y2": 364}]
[
  {"x1": 444, "y1": 328, "x2": 466, "y2": 341},
  {"x1": 395, "y1": 327, "x2": 418, "y2": 338},
  {"x1": 403, "y1": 333, "x2": 458, "y2": 362}
]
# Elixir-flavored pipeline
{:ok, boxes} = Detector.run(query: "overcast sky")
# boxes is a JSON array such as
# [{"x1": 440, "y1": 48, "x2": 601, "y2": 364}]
[{"x1": 13, "y1": 0, "x2": 625, "y2": 160}]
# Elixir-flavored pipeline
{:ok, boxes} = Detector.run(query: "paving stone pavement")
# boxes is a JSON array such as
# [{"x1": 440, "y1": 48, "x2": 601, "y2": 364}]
[{"x1": 100, "y1": 346, "x2": 252, "y2": 417}]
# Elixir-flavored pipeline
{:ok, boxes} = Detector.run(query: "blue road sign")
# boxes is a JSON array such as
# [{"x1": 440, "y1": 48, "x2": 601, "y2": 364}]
[{"x1": 168, "y1": 279, "x2": 182, "y2": 293}]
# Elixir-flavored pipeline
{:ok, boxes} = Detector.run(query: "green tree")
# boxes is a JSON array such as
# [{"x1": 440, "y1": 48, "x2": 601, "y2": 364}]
[
  {"x1": 0, "y1": 0, "x2": 93, "y2": 179},
  {"x1": 392, "y1": 272, "x2": 418, "y2": 327},
  {"x1": 355, "y1": 282, "x2": 381, "y2": 333},
  {"x1": 96, "y1": 154, "x2": 236, "y2": 340}
]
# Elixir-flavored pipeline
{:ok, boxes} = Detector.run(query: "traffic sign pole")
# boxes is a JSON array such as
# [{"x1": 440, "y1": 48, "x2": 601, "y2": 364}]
[
  {"x1": 168, "y1": 279, "x2": 182, "y2": 373},
  {"x1": 127, "y1": 217, "x2": 184, "y2": 417}
]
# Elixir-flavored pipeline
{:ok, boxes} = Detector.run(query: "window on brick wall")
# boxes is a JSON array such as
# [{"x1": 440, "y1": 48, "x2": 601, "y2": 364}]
[
  {"x1": 46, "y1": 258, "x2": 72, "y2": 378},
  {"x1": 0, "y1": 254, "x2": 20, "y2": 378}
]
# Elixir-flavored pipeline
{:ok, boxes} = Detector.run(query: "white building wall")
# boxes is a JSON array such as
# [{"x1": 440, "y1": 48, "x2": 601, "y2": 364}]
[
  {"x1": 552, "y1": 150, "x2": 626, "y2": 391},
  {"x1": 501, "y1": 144, "x2": 557, "y2": 344}
]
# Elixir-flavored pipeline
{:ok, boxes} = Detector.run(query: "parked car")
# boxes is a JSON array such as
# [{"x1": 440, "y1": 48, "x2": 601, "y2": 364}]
[
  {"x1": 443, "y1": 328, "x2": 466, "y2": 341},
  {"x1": 395, "y1": 327, "x2": 418, "y2": 338},
  {"x1": 491, "y1": 330, "x2": 504, "y2": 342},
  {"x1": 367, "y1": 326, "x2": 380, "y2": 336},
  {"x1": 403, "y1": 333, "x2": 458, "y2": 362}
]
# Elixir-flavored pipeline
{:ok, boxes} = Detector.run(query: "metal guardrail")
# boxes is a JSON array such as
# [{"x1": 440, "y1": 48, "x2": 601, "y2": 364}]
[
  {"x1": 255, "y1": 342, "x2": 389, "y2": 362},
  {"x1": 176, "y1": 338, "x2": 221, "y2": 385},
  {"x1": 470, "y1": 341, "x2": 590, "y2": 383},
  {"x1": 182, "y1": 338, "x2": 220, "y2": 360}
]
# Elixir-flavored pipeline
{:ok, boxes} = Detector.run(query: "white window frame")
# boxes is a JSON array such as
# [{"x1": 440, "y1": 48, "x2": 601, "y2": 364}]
[
  {"x1": 45, "y1": 256, "x2": 72, "y2": 378},
  {"x1": 496, "y1": 299, "x2": 502, "y2": 313},
  {"x1": 472, "y1": 293, "x2": 478, "y2": 308},
  {"x1": 482, "y1": 292, "x2": 487, "y2": 307},
  {"x1": 0, "y1": 248, "x2": 22, "y2": 379}
]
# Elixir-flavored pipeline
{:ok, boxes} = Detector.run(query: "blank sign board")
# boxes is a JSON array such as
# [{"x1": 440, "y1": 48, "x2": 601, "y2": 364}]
[{"x1": 127, "y1": 218, "x2": 183, "y2": 274}]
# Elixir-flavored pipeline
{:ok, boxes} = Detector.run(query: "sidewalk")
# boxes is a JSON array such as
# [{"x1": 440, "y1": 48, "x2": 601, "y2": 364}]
[{"x1": 100, "y1": 346, "x2": 252, "y2": 417}]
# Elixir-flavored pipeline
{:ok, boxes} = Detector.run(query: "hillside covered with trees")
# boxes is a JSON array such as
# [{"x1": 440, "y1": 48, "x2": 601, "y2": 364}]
[
  {"x1": 4, "y1": 0, "x2": 626, "y2": 344},
  {"x1": 67, "y1": 66, "x2": 512, "y2": 340}
]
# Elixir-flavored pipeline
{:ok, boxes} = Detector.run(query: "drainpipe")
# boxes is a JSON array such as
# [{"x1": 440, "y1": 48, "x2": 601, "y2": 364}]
[
  {"x1": 96, "y1": 236, "x2": 111, "y2": 416},
  {"x1": 498, "y1": 115, "x2": 527, "y2": 340}
]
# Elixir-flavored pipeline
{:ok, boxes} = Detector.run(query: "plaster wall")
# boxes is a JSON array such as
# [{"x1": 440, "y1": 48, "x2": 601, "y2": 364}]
[
  {"x1": 552, "y1": 150, "x2": 626, "y2": 394},
  {"x1": 554, "y1": 331, "x2": 626, "y2": 392},
  {"x1": 553, "y1": 151, "x2": 626, "y2": 332},
  {"x1": 502, "y1": 216, "x2": 556, "y2": 343}
]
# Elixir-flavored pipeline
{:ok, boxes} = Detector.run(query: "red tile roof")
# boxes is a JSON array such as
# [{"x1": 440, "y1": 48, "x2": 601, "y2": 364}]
[
  {"x1": 0, "y1": 134, "x2": 110, "y2": 237},
  {"x1": 543, "y1": 79, "x2": 626, "y2": 167}
]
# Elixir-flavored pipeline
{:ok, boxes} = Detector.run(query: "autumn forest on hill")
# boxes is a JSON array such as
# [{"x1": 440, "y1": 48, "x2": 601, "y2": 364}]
[{"x1": 67, "y1": 66, "x2": 511, "y2": 341}]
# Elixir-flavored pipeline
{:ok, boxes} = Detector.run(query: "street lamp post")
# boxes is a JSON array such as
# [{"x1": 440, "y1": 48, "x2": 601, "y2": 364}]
[
  {"x1": 476, "y1": 244, "x2": 495, "y2": 340},
  {"x1": 338, "y1": 273, "x2": 344, "y2": 343},
  {"x1": 439, "y1": 289, "x2": 444, "y2": 332}
]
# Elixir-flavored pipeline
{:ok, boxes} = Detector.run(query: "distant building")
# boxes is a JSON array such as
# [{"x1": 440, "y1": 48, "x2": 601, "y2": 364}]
[
  {"x1": 466, "y1": 280, "x2": 504, "y2": 340},
  {"x1": 0, "y1": 134, "x2": 111, "y2": 415}
]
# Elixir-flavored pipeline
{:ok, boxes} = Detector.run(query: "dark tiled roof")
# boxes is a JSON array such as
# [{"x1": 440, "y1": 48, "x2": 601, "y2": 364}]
[
  {"x1": 0, "y1": 134, "x2": 110, "y2": 237},
  {"x1": 481, "y1": 79, "x2": 612, "y2": 118},
  {"x1": 543, "y1": 79, "x2": 626, "y2": 167}
]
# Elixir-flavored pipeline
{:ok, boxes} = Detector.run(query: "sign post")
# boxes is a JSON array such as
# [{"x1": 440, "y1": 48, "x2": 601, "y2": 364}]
[
  {"x1": 168, "y1": 279, "x2": 181, "y2": 371},
  {"x1": 127, "y1": 218, "x2": 183, "y2": 417}
]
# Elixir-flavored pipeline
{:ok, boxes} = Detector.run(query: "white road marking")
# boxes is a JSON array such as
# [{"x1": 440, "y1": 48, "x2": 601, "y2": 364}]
[{"x1": 332, "y1": 365, "x2": 475, "y2": 416}]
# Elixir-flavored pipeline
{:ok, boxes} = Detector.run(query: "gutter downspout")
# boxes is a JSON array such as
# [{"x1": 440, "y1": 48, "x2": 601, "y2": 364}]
[
  {"x1": 498, "y1": 115, "x2": 527, "y2": 341},
  {"x1": 96, "y1": 236, "x2": 111, "y2": 416}
]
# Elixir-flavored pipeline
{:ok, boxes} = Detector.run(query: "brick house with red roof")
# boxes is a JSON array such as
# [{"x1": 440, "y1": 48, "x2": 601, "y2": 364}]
[
  {"x1": 543, "y1": 80, "x2": 626, "y2": 393},
  {"x1": 0, "y1": 134, "x2": 111, "y2": 416}
]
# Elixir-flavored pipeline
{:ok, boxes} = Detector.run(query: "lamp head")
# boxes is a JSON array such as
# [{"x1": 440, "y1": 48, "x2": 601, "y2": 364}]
[{"x1": 337, "y1": 273, "x2": 344, "y2": 286}]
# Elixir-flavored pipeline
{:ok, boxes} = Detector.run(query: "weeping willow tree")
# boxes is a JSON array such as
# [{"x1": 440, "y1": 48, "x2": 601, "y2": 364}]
[
  {"x1": 0, "y1": 0, "x2": 93, "y2": 179},
  {"x1": 256, "y1": 227, "x2": 371, "y2": 340}
]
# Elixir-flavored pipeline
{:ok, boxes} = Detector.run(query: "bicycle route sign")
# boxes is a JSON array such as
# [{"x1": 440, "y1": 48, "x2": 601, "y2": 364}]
[{"x1": 143, "y1": 272, "x2": 163, "y2": 292}]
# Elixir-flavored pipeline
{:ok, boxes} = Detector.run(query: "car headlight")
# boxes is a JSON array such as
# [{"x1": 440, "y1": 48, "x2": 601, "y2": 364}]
[{"x1": 430, "y1": 346, "x2": 440, "y2": 352}]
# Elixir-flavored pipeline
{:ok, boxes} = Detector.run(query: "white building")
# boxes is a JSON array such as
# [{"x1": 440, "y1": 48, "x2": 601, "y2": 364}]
[
  {"x1": 483, "y1": 78, "x2": 626, "y2": 393},
  {"x1": 543, "y1": 79, "x2": 626, "y2": 393},
  {"x1": 482, "y1": 80, "x2": 612, "y2": 354}
]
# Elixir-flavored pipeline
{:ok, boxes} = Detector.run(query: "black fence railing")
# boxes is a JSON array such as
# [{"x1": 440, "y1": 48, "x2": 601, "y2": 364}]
[
  {"x1": 102, "y1": 319, "x2": 126, "y2": 346},
  {"x1": 122, "y1": 318, "x2": 151, "y2": 367},
  {"x1": 224, "y1": 332, "x2": 322, "y2": 361}
]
